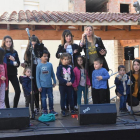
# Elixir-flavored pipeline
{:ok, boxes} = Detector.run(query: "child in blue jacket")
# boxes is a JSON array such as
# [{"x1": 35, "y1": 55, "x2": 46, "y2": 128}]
[
  {"x1": 115, "y1": 65, "x2": 130, "y2": 112},
  {"x1": 92, "y1": 57, "x2": 110, "y2": 104},
  {"x1": 36, "y1": 50, "x2": 58, "y2": 115},
  {"x1": 19, "y1": 68, "x2": 32, "y2": 108}
]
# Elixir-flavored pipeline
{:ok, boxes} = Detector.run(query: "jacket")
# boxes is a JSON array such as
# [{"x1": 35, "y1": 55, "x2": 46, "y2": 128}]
[
  {"x1": 24, "y1": 45, "x2": 50, "y2": 66},
  {"x1": 19, "y1": 76, "x2": 31, "y2": 96},
  {"x1": 36, "y1": 62, "x2": 56, "y2": 89},
  {"x1": 114, "y1": 74, "x2": 130, "y2": 95},
  {"x1": 92, "y1": 67, "x2": 110, "y2": 89},
  {"x1": 0, "y1": 63, "x2": 8, "y2": 88},
  {"x1": 56, "y1": 65, "x2": 75, "y2": 86},
  {"x1": 56, "y1": 43, "x2": 82, "y2": 66},
  {"x1": 72, "y1": 67, "x2": 90, "y2": 88},
  {"x1": 82, "y1": 37, "x2": 109, "y2": 71},
  {"x1": 3, "y1": 50, "x2": 20, "y2": 75},
  {"x1": 127, "y1": 71, "x2": 140, "y2": 99}
]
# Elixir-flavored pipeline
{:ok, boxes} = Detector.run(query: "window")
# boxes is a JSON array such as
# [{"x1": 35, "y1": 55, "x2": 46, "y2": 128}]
[
  {"x1": 120, "y1": 4, "x2": 129, "y2": 13},
  {"x1": 86, "y1": 0, "x2": 108, "y2": 12}
]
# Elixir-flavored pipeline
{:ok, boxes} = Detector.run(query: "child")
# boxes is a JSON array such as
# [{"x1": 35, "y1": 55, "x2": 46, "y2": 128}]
[
  {"x1": 22, "y1": 35, "x2": 50, "y2": 115},
  {"x1": 56, "y1": 53, "x2": 75, "y2": 117},
  {"x1": 65, "y1": 54, "x2": 72, "y2": 111},
  {"x1": 115, "y1": 65, "x2": 130, "y2": 112},
  {"x1": 73, "y1": 56, "x2": 90, "y2": 106},
  {"x1": 92, "y1": 57, "x2": 110, "y2": 104},
  {"x1": 36, "y1": 50, "x2": 58, "y2": 115},
  {"x1": 19, "y1": 68, "x2": 32, "y2": 109},
  {"x1": 0, "y1": 48, "x2": 8, "y2": 108},
  {"x1": 2, "y1": 36, "x2": 21, "y2": 108}
]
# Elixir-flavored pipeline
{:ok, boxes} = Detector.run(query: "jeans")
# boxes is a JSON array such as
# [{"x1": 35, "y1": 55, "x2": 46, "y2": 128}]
[
  {"x1": 59, "y1": 86, "x2": 74, "y2": 111},
  {"x1": 25, "y1": 95, "x2": 31, "y2": 108},
  {"x1": 120, "y1": 95, "x2": 127, "y2": 109},
  {"x1": 41, "y1": 87, "x2": 53, "y2": 111},
  {"x1": 5, "y1": 75, "x2": 21, "y2": 108},
  {"x1": 77, "y1": 85, "x2": 88, "y2": 105}
]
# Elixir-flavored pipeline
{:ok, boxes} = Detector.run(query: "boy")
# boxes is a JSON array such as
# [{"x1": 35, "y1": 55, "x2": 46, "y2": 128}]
[
  {"x1": 56, "y1": 53, "x2": 75, "y2": 117},
  {"x1": 115, "y1": 65, "x2": 130, "y2": 112},
  {"x1": 36, "y1": 50, "x2": 58, "y2": 115},
  {"x1": 92, "y1": 57, "x2": 110, "y2": 104}
]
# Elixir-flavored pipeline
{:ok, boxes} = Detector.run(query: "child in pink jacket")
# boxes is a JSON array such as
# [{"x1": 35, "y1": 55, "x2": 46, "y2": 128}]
[
  {"x1": 0, "y1": 48, "x2": 8, "y2": 108},
  {"x1": 72, "y1": 56, "x2": 90, "y2": 106}
]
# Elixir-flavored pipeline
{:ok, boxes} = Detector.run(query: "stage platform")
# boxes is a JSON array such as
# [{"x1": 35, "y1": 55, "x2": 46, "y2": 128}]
[{"x1": 1, "y1": 100, "x2": 140, "y2": 140}]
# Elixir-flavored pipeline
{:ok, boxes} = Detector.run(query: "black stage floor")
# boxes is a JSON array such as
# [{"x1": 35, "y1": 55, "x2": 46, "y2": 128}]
[{"x1": 1, "y1": 101, "x2": 140, "y2": 140}]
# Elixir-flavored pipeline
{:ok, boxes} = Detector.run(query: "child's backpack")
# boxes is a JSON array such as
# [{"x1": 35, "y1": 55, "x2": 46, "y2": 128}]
[{"x1": 38, "y1": 114, "x2": 55, "y2": 122}]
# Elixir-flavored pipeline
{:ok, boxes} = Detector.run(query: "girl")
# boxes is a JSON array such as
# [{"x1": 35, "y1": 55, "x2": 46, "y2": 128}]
[
  {"x1": 22, "y1": 35, "x2": 50, "y2": 115},
  {"x1": 80, "y1": 25, "x2": 110, "y2": 103},
  {"x1": 56, "y1": 30, "x2": 82, "y2": 66},
  {"x1": 2, "y1": 36, "x2": 21, "y2": 108},
  {"x1": 56, "y1": 53, "x2": 75, "y2": 117},
  {"x1": 19, "y1": 68, "x2": 32, "y2": 109},
  {"x1": 0, "y1": 48, "x2": 8, "y2": 108},
  {"x1": 116, "y1": 59, "x2": 140, "y2": 111},
  {"x1": 72, "y1": 56, "x2": 90, "y2": 106}
]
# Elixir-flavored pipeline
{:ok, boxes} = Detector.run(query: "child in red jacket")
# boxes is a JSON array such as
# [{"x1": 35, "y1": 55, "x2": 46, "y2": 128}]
[
  {"x1": 0, "y1": 48, "x2": 8, "y2": 108},
  {"x1": 72, "y1": 56, "x2": 90, "y2": 106}
]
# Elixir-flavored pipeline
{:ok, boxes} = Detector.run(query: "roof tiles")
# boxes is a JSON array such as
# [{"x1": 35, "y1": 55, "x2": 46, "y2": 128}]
[{"x1": 0, "y1": 10, "x2": 140, "y2": 23}]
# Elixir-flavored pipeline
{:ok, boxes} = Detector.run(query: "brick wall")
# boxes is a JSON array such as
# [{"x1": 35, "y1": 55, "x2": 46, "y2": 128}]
[
  {"x1": 68, "y1": 0, "x2": 85, "y2": 12},
  {"x1": 108, "y1": 0, "x2": 136, "y2": 13}
]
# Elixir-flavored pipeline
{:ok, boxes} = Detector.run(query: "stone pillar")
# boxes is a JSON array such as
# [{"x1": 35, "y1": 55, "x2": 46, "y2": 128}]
[{"x1": 114, "y1": 40, "x2": 124, "y2": 72}]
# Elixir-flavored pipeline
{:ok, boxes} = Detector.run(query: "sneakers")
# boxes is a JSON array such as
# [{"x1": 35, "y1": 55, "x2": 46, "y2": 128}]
[
  {"x1": 71, "y1": 110, "x2": 76, "y2": 114},
  {"x1": 34, "y1": 108, "x2": 40, "y2": 116},
  {"x1": 61, "y1": 111, "x2": 66, "y2": 117},
  {"x1": 74, "y1": 106, "x2": 78, "y2": 111},
  {"x1": 127, "y1": 105, "x2": 131, "y2": 112},
  {"x1": 43, "y1": 110, "x2": 48, "y2": 114},
  {"x1": 49, "y1": 110, "x2": 58, "y2": 116},
  {"x1": 119, "y1": 108, "x2": 128, "y2": 113}
]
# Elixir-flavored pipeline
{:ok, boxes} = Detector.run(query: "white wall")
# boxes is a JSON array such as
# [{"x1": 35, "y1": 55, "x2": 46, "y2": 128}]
[
  {"x1": 103, "y1": 40, "x2": 116, "y2": 99},
  {"x1": 0, "y1": 0, "x2": 69, "y2": 14},
  {"x1": 0, "y1": 38, "x2": 116, "y2": 104},
  {"x1": 0, "y1": 0, "x2": 24, "y2": 14},
  {"x1": 39, "y1": 0, "x2": 69, "y2": 11}
]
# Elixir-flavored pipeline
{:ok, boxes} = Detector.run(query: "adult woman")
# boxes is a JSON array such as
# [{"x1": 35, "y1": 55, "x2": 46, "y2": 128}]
[
  {"x1": 126, "y1": 59, "x2": 140, "y2": 110},
  {"x1": 22, "y1": 35, "x2": 50, "y2": 115},
  {"x1": 2, "y1": 35, "x2": 21, "y2": 108},
  {"x1": 80, "y1": 25, "x2": 110, "y2": 103},
  {"x1": 56, "y1": 30, "x2": 82, "y2": 67}
]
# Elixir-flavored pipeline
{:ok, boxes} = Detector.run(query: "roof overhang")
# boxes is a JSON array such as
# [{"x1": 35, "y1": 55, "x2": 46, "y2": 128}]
[{"x1": 0, "y1": 20, "x2": 138, "y2": 26}]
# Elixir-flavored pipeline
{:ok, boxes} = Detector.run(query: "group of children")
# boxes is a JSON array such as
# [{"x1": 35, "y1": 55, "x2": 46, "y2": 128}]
[{"x1": 0, "y1": 34, "x2": 137, "y2": 118}]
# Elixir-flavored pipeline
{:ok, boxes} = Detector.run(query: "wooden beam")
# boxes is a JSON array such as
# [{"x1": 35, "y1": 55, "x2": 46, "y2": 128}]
[
  {"x1": 101, "y1": 26, "x2": 108, "y2": 31},
  {"x1": 131, "y1": 25, "x2": 140, "y2": 29},
  {"x1": 0, "y1": 30, "x2": 140, "y2": 40},
  {"x1": 110, "y1": 25, "x2": 124, "y2": 30},
  {"x1": 78, "y1": 26, "x2": 84, "y2": 31},
  {"x1": 31, "y1": 25, "x2": 35, "y2": 31},
  {"x1": 51, "y1": 25, "x2": 56, "y2": 29},
  {"x1": 56, "y1": 25, "x2": 60, "y2": 31},
  {"x1": 7, "y1": 24, "x2": 10, "y2": 30},
  {"x1": 123, "y1": 25, "x2": 131, "y2": 31},
  {"x1": 120, "y1": 40, "x2": 140, "y2": 47}
]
